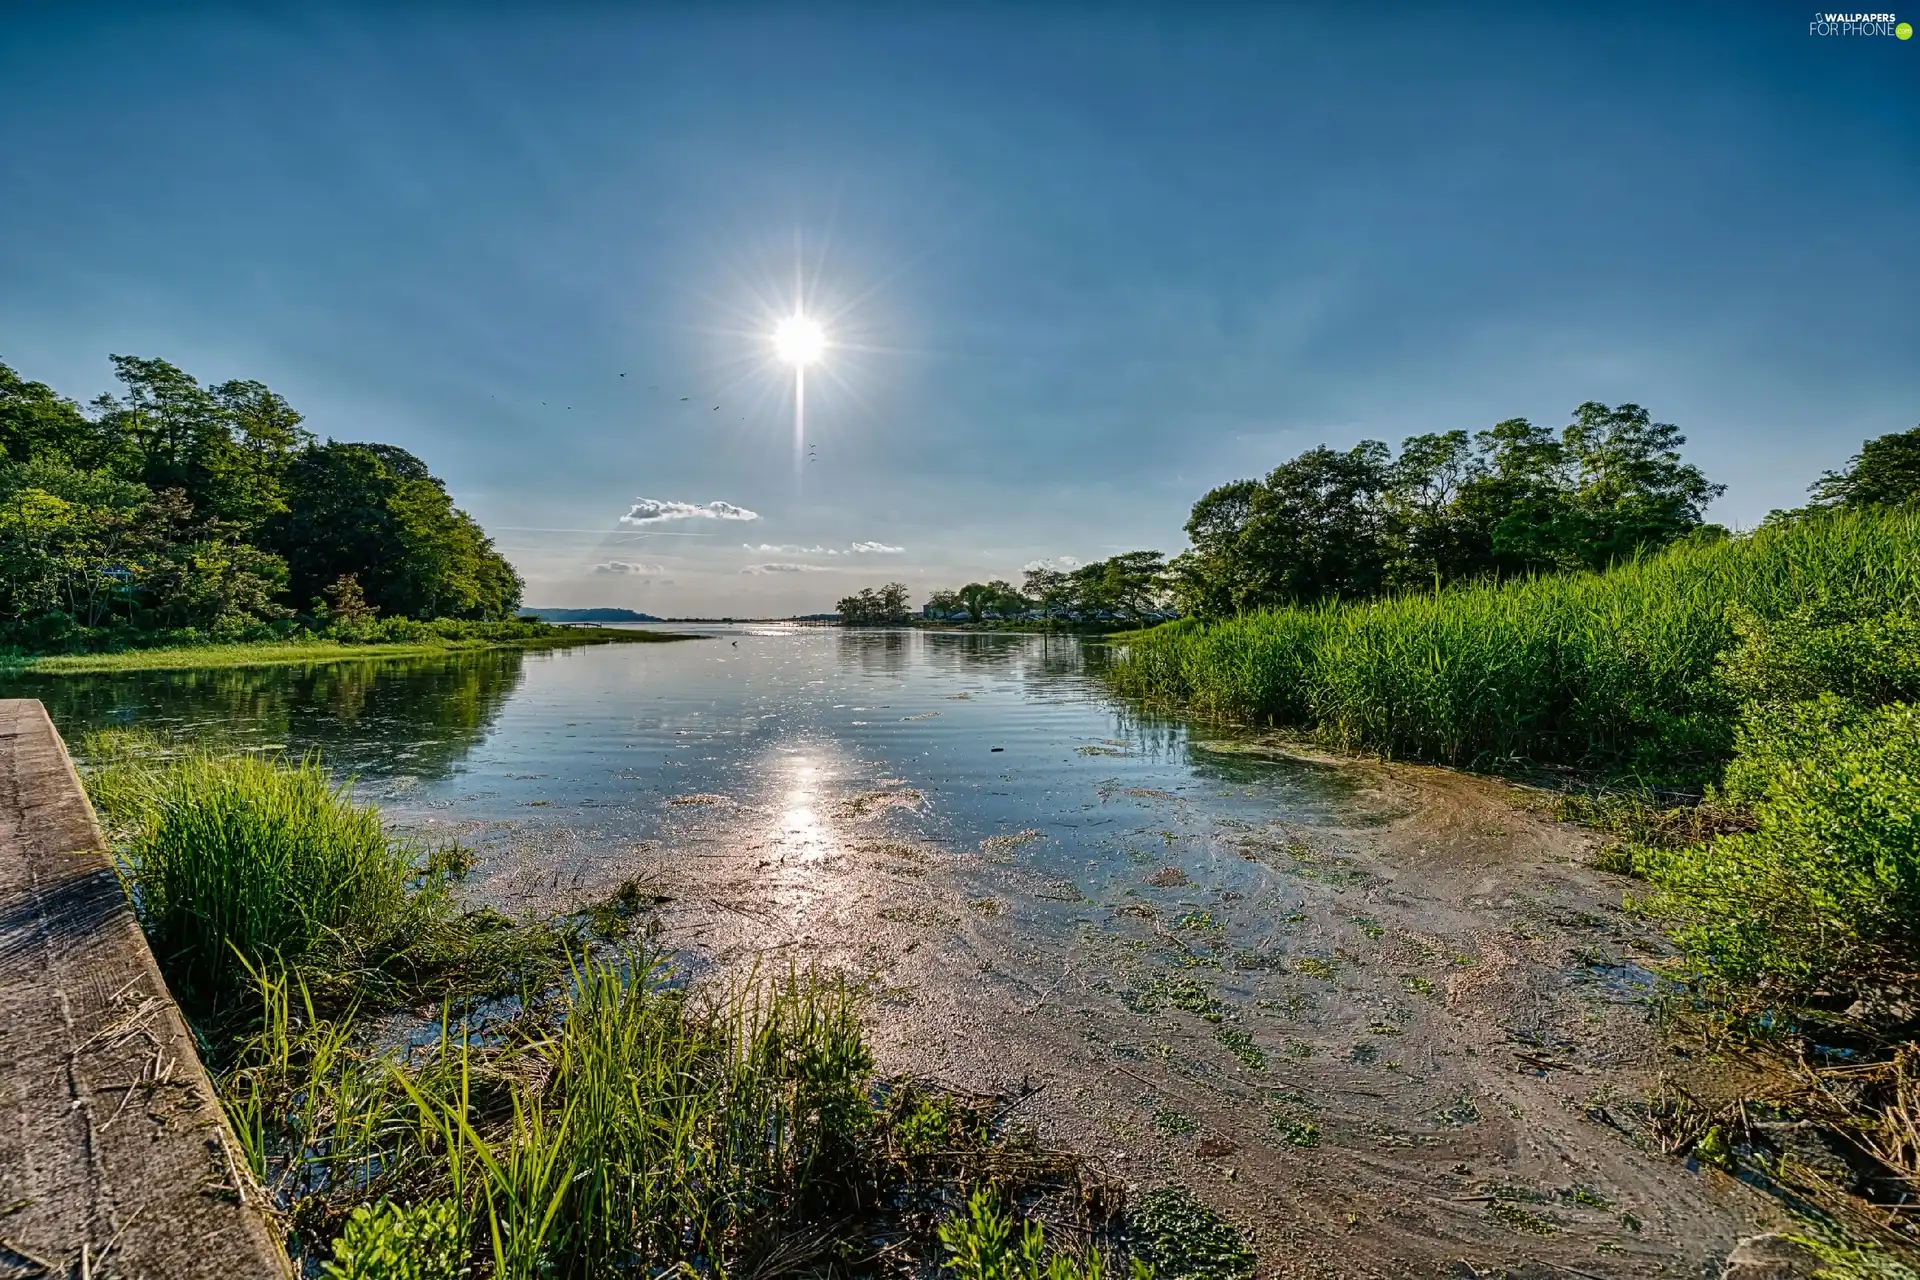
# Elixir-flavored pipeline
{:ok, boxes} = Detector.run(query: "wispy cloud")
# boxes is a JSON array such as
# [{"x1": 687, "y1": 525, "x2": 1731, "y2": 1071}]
[
  {"x1": 742, "y1": 541, "x2": 905, "y2": 556},
  {"x1": 592, "y1": 560, "x2": 667, "y2": 575},
  {"x1": 1022, "y1": 556, "x2": 1082, "y2": 572},
  {"x1": 742, "y1": 562, "x2": 828, "y2": 574},
  {"x1": 621, "y1": 498, "x2": 760, "y2": 525}
]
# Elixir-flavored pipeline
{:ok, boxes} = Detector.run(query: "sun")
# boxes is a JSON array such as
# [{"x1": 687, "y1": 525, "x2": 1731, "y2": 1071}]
[{"x1": 773, "y1": 313, "x2": 825, "y2": 366}]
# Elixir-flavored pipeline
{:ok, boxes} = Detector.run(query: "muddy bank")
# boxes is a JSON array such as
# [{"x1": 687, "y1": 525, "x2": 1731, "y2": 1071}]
[{"x1": 434, "y1": 741, "x2": 1782, "y2": 1279}]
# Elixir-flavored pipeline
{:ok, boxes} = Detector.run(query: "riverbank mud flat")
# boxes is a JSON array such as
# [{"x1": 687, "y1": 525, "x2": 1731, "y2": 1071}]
[{"x1": 445, "y1": 739, "x2": 1782, "y2": 1279}]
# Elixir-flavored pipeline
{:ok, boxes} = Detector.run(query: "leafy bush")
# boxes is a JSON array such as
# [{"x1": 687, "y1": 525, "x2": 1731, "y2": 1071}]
[
  {"x1": 321, "y1": 1200, "x2": 464, "y2": 1280},
  {"x1": 1641, "y1": 698, "x2": 1920, "y2": 997}
]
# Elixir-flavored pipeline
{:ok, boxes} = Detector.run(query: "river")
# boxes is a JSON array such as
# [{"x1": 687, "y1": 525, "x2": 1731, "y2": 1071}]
[{"x1": 5, "y1": 625, "x2": 1769, "y2": 1277}]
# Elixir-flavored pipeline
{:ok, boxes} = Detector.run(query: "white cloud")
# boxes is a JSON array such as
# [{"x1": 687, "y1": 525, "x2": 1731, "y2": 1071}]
[
  {"x1": 592, "y1": 560, "x2": 667, "y2": 575},
  {"x1": 621, "y1": 498, "x2": 761, "y2": 525},
  {"x1": 742, "y1": 562, "x2": 828, "y2": 574},
  {"x1": 849, "y1": 541, "x2": 905, "y2": 554},
  {"x1": 1022, "y1": 556, "x2": 1082, "y2": 572}
]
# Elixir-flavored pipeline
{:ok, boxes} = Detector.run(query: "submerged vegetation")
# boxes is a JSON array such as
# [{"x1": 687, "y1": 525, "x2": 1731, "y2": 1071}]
[{"x1": 86, "y1": 742, "x2": 1167, "y2": 1276}]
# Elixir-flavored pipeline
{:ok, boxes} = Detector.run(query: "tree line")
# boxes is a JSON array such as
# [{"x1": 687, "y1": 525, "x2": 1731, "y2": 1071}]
[
  {"x1": 1167, "y1": 401, "x2": 1727, "y2": 616},
  {"x1": 0, "y1": 356, "x2": 522, "y2": 648},
  {"x1": 879, "y1": 405, "x2": 1920, "y2": 628}
]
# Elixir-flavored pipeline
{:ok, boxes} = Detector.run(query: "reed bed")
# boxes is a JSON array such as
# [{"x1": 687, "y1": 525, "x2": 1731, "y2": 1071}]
[
  {"x1": 88, "y1": 738, "x2": 566, "y2": 1024},
  {"x1": 1107, "y1": 506, "x2": 1920, "y2": 780}
]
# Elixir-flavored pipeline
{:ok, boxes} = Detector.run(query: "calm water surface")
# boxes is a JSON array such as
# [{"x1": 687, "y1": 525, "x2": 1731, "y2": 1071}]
[
  {"x1": 8, "y1": 628, "x2": 1738, "y2": 1272},
  {"x1": 7, "y1": 626, "x2": 1380, "y2": 907}
]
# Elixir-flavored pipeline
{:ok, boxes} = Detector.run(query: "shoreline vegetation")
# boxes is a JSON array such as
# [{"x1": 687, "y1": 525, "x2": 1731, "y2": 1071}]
[
  {"x1": 1099, "y1": 423, "x2": 1920, "y2": 1275},
  {"x1": 3, "y1": 619, "x2": 694, "y2": 675},
  {"x1": 1, "y1": 356, "x2": 528, "y2": 658},
  {"x1": 81, "y1": 737, "x2": 1211, "y2": 1279}
]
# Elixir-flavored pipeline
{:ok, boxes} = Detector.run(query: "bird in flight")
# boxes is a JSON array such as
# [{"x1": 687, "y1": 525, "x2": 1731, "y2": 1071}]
[{"x1": 680, "y1": 397, "x2": 689, "y2": 401}]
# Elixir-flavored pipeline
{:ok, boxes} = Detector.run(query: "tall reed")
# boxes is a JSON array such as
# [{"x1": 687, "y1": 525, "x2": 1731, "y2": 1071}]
[
  {"x1": 88, "y1": 740, "x2": 566, "y2": 1019},
  {"x1": 232, "y1": 954, "x2": 1070, "y2": 1278},
  {"x1": 99, "y1": 750, "x2": 414, "y2": 1004},
  {"x1": 1108, "y1": 507, "x2": 1920, "y2": 780}
]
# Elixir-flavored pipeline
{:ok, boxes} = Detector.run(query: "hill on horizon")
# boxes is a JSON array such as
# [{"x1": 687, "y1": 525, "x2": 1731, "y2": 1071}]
[{"x1": 520, "y1": 607, "x2": 661, "y2": 623}]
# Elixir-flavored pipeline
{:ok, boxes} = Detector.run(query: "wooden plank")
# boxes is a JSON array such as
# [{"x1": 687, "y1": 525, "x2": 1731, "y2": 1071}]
[{"x1": 0, "y1": 699, "x2": 289, "y2": 1279}]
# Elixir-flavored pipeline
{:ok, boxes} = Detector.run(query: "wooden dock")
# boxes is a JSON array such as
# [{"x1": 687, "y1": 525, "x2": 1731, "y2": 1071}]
[{"x1": 0, "y1": 700, "x2": 288, "y2": 1278}]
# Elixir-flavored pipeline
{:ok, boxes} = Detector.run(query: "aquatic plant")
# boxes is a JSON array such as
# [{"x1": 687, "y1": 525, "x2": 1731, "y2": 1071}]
[
  {"x1": 89, "y1": 744, "x2": 1133, "y2": 1275},
  {"x1": 1125, "y1": 1187, "x2": 1254, "y2": 1280},
  {"x1": 939, "y1": 1188, "x2": 1145, "y2": 1280}
]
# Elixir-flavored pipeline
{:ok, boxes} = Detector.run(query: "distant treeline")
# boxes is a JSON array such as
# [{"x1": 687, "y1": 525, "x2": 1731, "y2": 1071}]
[
  {"x1": 0, "y1": 356, "x2": 522, "y2": 650},
  {"x1": 1167, "y1": 401, "x2": 1727, "y2": 617},
  {"x1": 899, "y1": 402, "x2": 1742, "y2": 628}
]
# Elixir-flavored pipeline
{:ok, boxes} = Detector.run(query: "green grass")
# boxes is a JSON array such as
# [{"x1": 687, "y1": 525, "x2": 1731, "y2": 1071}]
[
  {"x1": 86, "y1": 738, "x2": 570, "y2": 1021},
  {"x1": 6, "y1": 625, "x2": 692, "y2": 675},
  {"x1": 228, "y1": 951, "x2": 1125, "y2": 1278},
  {"x1": 1106, "y1": 506, "x2": 1920, "y2": 782}
]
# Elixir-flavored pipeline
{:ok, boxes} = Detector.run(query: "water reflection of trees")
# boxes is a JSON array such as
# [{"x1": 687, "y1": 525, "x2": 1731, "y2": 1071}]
[
  {"x1": 917, "y1": 630, "x2": 1023, "y2": 672},
  {"x1": 835, "y1": 628, "x2": 911, "y2": 678},
  {"x1": 918, "y1": 631, "x2": 1094, "y2": 683},
  {"x1": 6, "y1": 649, "x2": 528, "y2": 779}
]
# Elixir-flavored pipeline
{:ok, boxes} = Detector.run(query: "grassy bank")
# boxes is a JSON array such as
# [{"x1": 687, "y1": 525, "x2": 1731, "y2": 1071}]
[
  {"x1": 86, "y1": 745, "x2": 1214, "y2": 1278},
  {"x1": 1107, "y1": 506, "x2": 1920, "y2": 782},
  {"x1": 1112, "y1": 506, "x2": 1920, "y2": 1272},
  {"x1": 6, "y1": 623, "x2": 692, "y2": 675}
]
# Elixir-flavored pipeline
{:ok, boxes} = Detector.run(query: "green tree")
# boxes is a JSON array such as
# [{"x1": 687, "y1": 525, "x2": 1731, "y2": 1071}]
[
  {"x1": 837, "y1": 582, "x2": 912, "y2": 625},
  {"x1": 0, "y1": 362, "x2": 96, "y2": 464},
  {"x1": 1379, "y1": 429, "x2": 1481, "y2": 590},
  {"x1": 954, "y1": 582, "x2": 998, "y2": 623},
  {"x1": 1170, "y1": 443, "x2": 1389, "y2": 615},
  {"x1": 1170, "y1": 404, "x2": 1720, "y2": 618},
  {"x1": 272, "y1": 442, "x2": 521, "y2": 620},
  {"x1": 1072, "y1": 552, "x2": 1167, "y2": 624},
  {"x1": 1559, "y1": 401, "x2": 1723, "y2": 569},
  {"x1": 1809, "y1": 425, "x2": 1920, "y2": 510},
  {"x1": 1021, "y1": 566, "x2": 1076, "y2": 619},
  {"x1": 90, "y1": 356, "x2": 309, "y2": 532}
]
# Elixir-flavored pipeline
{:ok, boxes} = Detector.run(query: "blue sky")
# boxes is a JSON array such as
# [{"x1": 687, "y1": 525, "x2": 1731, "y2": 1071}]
[{"x1": 2, "y1": 4, "x2": 1915, "y2": 615}]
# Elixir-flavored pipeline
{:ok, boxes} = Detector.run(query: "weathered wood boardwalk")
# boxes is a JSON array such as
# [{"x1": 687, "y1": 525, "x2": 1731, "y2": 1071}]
[{"x1": 0, "y1": 700, "x2": 288, "y2": 1278}]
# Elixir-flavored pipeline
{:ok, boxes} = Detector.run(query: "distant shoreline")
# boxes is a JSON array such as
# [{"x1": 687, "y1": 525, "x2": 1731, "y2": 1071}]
[{"x1": 1, "y1": 628, "x2": 698, "y2": 677}]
